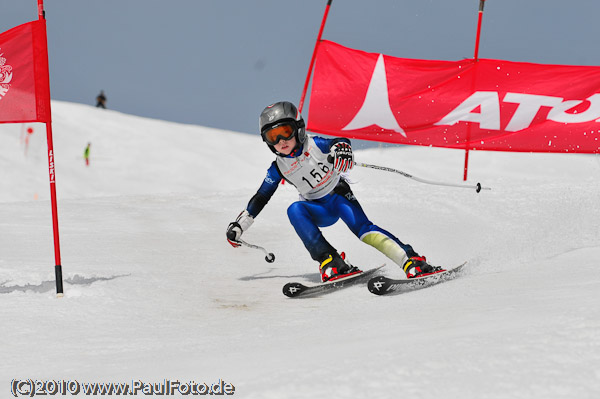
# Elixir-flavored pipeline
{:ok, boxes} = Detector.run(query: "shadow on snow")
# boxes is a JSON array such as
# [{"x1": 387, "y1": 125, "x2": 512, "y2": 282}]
[{"x1": 0, "y1": 274, "x2": 130, "y2": 294}]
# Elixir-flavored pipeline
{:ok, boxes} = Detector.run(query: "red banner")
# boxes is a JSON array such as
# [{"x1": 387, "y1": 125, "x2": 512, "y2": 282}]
[
  {"x1": 0, "y1": 20, "x2": 51, "y2": 124},
  {"x1": 308, "y1": 40, "x2": 600, "y2": 153}
]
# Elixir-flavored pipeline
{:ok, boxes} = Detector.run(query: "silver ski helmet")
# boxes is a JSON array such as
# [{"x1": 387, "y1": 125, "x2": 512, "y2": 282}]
[{"x1": 259, "y1": 101, "x2": 306, "y2": 155}]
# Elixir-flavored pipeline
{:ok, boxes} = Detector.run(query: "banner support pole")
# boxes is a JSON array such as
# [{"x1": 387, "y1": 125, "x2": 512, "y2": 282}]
[
  {"x1": 463, "y1": 0, "x2": 486, "y2": 181},
  {"x1": 298, "y1": 0, "x2": 333, "y2": 114},
  {"x1": 38, "y1": 0, "x2": 64, "y2": 297}
]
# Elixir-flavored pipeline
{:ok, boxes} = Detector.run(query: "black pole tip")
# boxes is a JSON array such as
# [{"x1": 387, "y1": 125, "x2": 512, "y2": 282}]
[
  {"x1": 476, "y1": 183, "x2": 482, "y2": 193},
  {"x1": 55, "y1": 264, "x2": 64, "y2": 294},
  {"x1": 266, "y1": 253, "x2": 275, "y2": 263}
]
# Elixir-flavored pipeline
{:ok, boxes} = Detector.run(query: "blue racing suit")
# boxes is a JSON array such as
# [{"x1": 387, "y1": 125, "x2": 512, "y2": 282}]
[{"x1": 246, "y1": 136, "x2": 419, "y2": 265}]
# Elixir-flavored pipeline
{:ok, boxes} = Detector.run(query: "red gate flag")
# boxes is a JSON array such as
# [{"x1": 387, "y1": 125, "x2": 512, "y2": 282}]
[
  {"x1": 308, "y1": 40, "x2": 600, "y2": 153},
  {"x1": 0, "y1": 20, "x2": 51, "y2": 124}
]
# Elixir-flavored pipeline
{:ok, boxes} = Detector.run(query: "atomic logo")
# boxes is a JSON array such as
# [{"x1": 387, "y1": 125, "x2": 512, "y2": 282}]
[
  {"x1": 343, "y1": 54, "x2": 407, "y2": 137},
  {"x1": 370, "y1": 280, "x2": 384, "y2": 291},
  {"x1": 0, "y1": 49, "x2": 13, "y2": 100}
]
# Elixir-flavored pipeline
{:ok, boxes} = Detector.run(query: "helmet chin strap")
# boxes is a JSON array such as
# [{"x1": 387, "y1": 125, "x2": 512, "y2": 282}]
[
  {"x1": 272, "y1": 146, "x2": 300, "y2": 157},
  {"x1": 269, "y1": 135, "x2": 303, "y2": 157},
  {"x1": 283, "y1": 141, "x2": 303, "y2": 157},
  {"x1": 290, "y1": 144, "x2": 303, "y2": 156}
]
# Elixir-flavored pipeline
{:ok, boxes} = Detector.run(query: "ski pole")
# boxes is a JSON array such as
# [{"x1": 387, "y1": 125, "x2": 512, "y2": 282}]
[
  {"x1": 328, "y1": 155, "x2": 490, "y2": 192},
  {"x1": 238, "y1": 239, "x2": 276, "y2": 263},
  {"x1": 354, "y1": 161, "x2": 491, "y2": 193}
]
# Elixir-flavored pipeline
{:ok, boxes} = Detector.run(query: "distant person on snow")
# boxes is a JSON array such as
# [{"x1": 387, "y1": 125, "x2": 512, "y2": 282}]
[
  {"x1": 226, "y1": 101, "x2": 441, "y2": 282},
  {"x1": 84, "y1": 142, "x2": 91, "y2": 166},
  {"x1": 96, "y1": 90, "x2": 106, "y2": 108}
]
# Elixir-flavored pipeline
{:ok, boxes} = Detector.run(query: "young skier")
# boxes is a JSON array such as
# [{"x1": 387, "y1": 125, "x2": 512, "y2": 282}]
[
  {"x1": 226, "y1": 101, "x2": 440, "y2": 282},
  {"x1": 84, "y1": 142, "x2": 91, "y2": 166}
]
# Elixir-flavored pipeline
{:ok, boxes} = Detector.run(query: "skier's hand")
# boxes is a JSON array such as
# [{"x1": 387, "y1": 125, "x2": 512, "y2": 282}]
[
  {"x1": 226, "y1": 210, "x2": 254, "y2": 248},
  {"x1": 226, "y1": 222, "x2": 243, "y2": 247},
  {"x1": 330, "y1": 142, "x2": 354, "y2": 173}
]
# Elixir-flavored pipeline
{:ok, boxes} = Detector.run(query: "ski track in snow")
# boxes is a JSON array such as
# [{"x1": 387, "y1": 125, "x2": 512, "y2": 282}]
[{"x1": 1, "y1": 101, "x2": 599, "y2": 398}]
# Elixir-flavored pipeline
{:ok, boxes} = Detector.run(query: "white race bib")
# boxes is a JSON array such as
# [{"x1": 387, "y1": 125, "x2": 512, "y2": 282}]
[{"x1": 276, "y1": 136, "x2": 340, "y2": 200}]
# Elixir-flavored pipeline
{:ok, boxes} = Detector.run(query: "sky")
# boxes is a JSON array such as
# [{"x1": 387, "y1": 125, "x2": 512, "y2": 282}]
[{"x1": 2, "y1": 0, "x2": 600, "y2": 135}]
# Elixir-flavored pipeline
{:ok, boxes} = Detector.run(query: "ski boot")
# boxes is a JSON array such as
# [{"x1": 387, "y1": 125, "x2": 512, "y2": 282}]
[
  {"x1": 319, "y1": 252, "x2": 362, "y2": 282},
  {"x1": 403, "y1": 256, "x2": 444, "y2": 278}
]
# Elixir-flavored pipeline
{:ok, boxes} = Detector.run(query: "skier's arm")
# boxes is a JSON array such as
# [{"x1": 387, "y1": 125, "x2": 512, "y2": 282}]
[
  {"x1": 246, "y1": 163, "x2": 282, "y2": 217},
  {"x1": 226, "y1": 163, "x2": 282, "y2": 247},
  {"x1": 313, "y1": 136, "x2": 350, "y2": 152}
]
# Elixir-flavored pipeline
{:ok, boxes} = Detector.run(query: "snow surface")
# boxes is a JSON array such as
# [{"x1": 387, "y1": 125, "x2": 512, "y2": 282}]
[{"x1": 1, "y1": 101, "x2": 600, "y2": 398}]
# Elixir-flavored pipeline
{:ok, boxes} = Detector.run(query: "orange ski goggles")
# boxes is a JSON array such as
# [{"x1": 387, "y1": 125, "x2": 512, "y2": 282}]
[{"x1": 261, "y1": 123, "x2": 297, "y2": 145}]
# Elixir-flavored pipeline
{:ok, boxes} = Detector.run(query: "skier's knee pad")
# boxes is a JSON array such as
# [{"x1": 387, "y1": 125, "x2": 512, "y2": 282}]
[{"x1": 360, "y1": 231, "x2": 408, "y2": 267}]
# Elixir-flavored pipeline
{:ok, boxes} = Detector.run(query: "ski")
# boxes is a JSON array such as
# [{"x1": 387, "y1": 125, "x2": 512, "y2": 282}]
[
  {"x1": 283, "y1": 265, "x2": 385, "y2": 298},
  {"x1": 368, "y1": 262, "x2": 467, "y2": 296}
]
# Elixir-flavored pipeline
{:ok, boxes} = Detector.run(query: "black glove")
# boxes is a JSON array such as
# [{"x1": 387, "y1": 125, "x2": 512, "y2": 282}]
[
  {"x1": 226, "y1": 210, "x2": 254, "y2": 248},
  {"x1": 331, "y1": 142, "x2": 354, "y2": 173}
]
